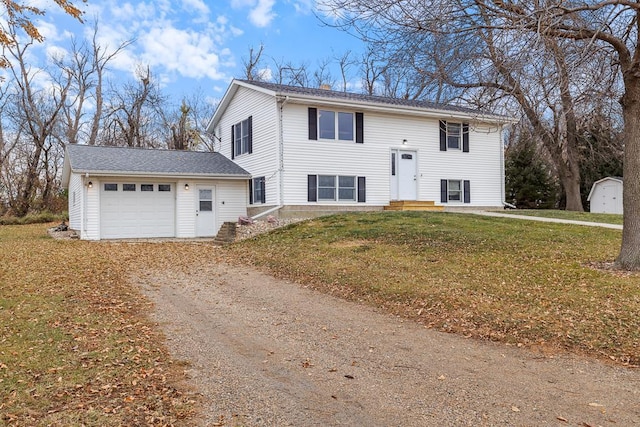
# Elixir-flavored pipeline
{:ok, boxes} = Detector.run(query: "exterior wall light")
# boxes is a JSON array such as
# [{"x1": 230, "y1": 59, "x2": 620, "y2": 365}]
[
  {"x1": 88, "y1": 181, "x2": 93, "y2": 188},
  {"x1": 184, "y1": 183, "x2": 189, "y2": 190},
  {"x1": 402, "y1": 139, "x2": 408, "y2": 145}
]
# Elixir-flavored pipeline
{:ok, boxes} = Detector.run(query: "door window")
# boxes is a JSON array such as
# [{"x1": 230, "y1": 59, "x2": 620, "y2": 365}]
[{"x1": 199, "y1": 189, "x2": 213, "y2": 211}]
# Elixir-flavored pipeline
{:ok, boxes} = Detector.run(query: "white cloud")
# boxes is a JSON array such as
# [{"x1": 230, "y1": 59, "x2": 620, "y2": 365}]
[
  {"x1": 257, "y1": 67, "x2": 272, "y2": 81},
  {"x1": 290, "y1": 0, "x2": 314, "y2": 14},
  {"x1": 248, "y1": 0, "x2": 277, "y2": 27},
  {"x1": 182, "y1": 0, "x2": 210, "y2": 15},
  {"x1": 231, "y1": 0, "x2": 277, "y2": 28},
  {"x1": 139, "y1": 25, "x2": 226, "y2": 80}
]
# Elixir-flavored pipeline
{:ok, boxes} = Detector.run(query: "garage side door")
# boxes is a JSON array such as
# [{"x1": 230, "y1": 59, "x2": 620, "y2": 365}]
[{"x1": 100, "y1": 182, "x2": 175, "y2": 239}]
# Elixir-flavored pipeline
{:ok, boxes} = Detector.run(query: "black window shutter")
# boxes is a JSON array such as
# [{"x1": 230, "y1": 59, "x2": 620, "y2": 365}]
[
  {"x1": 260, "y1": 177, "x2": 266, "y2": 204},
  {"x1": 355, "y1": 112, "x2": 364, "y2": 144},
  {"x1": 440, "y1": 179, "x2": 448, "y2": 203},
  {"x1": 308, "y1": 108, "x2": 318, "y2": 140},
  {"x1": 248, "y1": 179, "x2": 253, "y2": 205},
  {"x1": 307, "y1": 175, "x2": 317, "y2": 202},
  {"x1": 248, "y1": 116, "x2": 253, "y2": 154},
  {"x1": 464, "y1": 180, "x2": 471, "y2": 203},
  {"x1": 462, "y1": 122, "x2": 469, "y2": 153},
  {"x1": 357, "y1": 176, "x2": 366, "y2": 202},
  {"x1": 231, "y1": 124, "x2": 235, "y2": 159},
  {"x1": 439, "y1": 120, "x2": 447, "y2": 151}
]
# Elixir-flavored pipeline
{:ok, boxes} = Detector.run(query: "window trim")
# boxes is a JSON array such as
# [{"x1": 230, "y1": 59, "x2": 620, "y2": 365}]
[
  {"x1": 446, "y1": 123, "x2": 462, "y2": 150},
  {"x1": 448, "y1": 179, "x2": 462, "y2": 202},
  {"x1": 308, "y1": 174, "x2": 365, "y2": 203},
  {"x1": 439, "y1": 120, "x2": 469, "y2": 152},
  {"x1": 311, "y1": 108, "x2": 363, "y2": 143},
  {"x1": 249, "y1": 176, "x2": 266, "y2": 205},
  {"x1": 232, "y1": 116, "x2": 253, "y2": 158},
  {"x1": 441, "y1": 179, "x2": 471, "y2": 204}
]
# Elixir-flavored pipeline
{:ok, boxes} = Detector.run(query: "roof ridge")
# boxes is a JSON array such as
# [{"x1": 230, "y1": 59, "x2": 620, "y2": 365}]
[{"x1": 235, "y1": 79, "x2": 500, "y2": 117}]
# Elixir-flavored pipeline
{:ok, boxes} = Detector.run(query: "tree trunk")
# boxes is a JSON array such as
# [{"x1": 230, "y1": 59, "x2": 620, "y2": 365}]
[
  {"x1": 617, "y1": 74, "x2": 640, "y2": 269},
  {"x1": 558, "y1": 164, "x2": 583, "y2": 211}
]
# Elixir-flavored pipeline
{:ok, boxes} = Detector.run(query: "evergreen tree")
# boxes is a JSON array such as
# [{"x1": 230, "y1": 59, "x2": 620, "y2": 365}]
[{"x1": 505, "y1": 135, "x2": 558, "y2": 209}]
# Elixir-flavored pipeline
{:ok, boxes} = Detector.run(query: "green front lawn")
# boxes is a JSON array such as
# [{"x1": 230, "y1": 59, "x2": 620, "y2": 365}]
[
  {"x1": 500, "y1": 209, "x2": 623, "y2": 225},
  {"x1": 226, "y1": 212, "x2": 639, "y2": 365}
]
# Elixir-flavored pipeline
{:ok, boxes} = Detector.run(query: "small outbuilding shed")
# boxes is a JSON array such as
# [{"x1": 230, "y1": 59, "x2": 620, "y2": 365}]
[
  {"x1": 587, "y1": 177, "x2": 623, "y2": 215},
  {"x1": 62, "y1": 144, "x2": 250, "y2": 240}
]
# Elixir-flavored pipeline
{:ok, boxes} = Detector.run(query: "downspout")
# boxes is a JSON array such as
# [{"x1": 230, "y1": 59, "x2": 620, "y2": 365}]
[
  {"x1": 252, "y1": 95, "x2": 289, "y2": 220},
  {"x1": 82, "y1": 172, "x2": 88, "y2": 239},
  {"x1": 500, "y1": 124, "x2": 507, "y2": 207}
]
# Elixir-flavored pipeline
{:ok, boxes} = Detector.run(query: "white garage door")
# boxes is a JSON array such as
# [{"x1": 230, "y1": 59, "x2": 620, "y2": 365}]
[{"x1": 100, "y1": 181, "x2": 176, "y2": 239}]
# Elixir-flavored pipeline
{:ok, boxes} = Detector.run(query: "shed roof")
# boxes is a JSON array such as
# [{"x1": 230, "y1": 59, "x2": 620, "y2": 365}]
[
  {"x1": 587, "y1": 176, "x2": 624, "y2": 201},
  {"x1": 62, "y1": 144, "x2": 249, "y2": 187}
]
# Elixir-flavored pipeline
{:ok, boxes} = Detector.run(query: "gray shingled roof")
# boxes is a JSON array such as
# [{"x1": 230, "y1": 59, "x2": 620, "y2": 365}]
[
  {"x1": 65, "y1": 144, "x2": 249, "y2": 176},
  {"x1": 238, "y1": 79, "x2": 490, "y2": 116}
]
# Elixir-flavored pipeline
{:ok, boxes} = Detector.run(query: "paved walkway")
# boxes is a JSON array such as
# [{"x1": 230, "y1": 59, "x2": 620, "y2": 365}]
[{"x1": 472, "y1": 211, "x2": 623, "y2": 230}]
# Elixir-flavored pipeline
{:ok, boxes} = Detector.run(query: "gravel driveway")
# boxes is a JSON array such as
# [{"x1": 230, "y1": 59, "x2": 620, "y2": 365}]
[{"x1": 136, "y1": 261, "x2": 639, "y2": 426}]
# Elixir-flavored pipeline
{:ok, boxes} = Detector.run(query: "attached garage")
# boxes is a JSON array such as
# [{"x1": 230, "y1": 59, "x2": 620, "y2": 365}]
[
  {"x1": 100, "y1": 181, "x2": 176, "y2": 239},
  {"x1": 62, "y1": 144, "x2": 250, "y2": 240}
]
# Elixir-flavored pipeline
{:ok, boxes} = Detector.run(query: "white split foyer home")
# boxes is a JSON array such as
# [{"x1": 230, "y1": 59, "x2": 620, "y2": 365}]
[{"x1": 62, "y1": 79, "x2": 514, "y2": 240}]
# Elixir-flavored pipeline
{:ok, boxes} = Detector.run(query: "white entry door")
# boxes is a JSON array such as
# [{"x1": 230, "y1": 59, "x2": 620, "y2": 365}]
[
  {"x1": 196, "y1": 186, "x2": 216, "y2": 237},
  {"x1": 397, "y1": 150, "x2": 417, "y2": 200}
]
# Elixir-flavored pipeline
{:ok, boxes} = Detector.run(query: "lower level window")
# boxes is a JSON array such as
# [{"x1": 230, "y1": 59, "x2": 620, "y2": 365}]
[
  {"x1": 308, "y1": 175, "x2": 366, "y2": 203},
  {"x1": 441, "y1": 179, "x2": 470, "y2": 203},
  {"x1": 318, "y1": 175, "x2": 356, "y2": 201},
  {"x1": 448, "y1": 180, "x2": 462, "y2": 201},
  {"x1": 250, "y1": 177, "x2": 266, "y2": 204}
]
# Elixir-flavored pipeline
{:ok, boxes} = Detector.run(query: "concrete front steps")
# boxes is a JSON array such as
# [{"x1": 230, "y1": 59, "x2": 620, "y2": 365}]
[{"x1": 383, "y1": 200, "x2": 445, "y2": 212}]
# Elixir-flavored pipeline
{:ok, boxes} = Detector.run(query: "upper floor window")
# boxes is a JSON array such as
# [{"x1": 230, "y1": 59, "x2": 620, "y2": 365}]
[
  {"x1": 318, "y1": 110, "x2": 354, "y2": 141},
  {"x1": 309, "y1": 108, "x2": 364, "y2": 143},
  {"x1": 439, "y1": 120, "x2": 469, "y2": 152},
  {"x1": 232, "y1": 116, "x2": 253, "y2": 158},
  {"x1": 446, "y1": 123, "x2": 461, "y2": 150}
]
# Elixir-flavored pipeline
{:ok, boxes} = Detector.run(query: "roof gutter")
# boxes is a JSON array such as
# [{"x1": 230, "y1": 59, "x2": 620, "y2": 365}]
[{"x1": 70, "y1": 170, "x2": 251, "y2": 180}]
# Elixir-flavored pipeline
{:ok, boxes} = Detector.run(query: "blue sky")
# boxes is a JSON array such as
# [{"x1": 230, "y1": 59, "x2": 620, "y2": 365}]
[{"x1": 18, "y1": 0, "x2": 365, "y2": 102}]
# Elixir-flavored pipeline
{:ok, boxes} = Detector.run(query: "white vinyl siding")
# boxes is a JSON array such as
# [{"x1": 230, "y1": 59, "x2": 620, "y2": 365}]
[
  {"x1": 175, "y1": 179, "x2": 247, "y2": 238},
  {"x1": 280, "y1": 103, "x2": 503, "y2": 208},
  {"x1": 283, "y1": 104, "x2": 383, "y2": 205},
  {"x1": 68, "y1": 173, "x2": 83, "y2": 232},
  {"x1": 431, "y1": 123, "x2": 503, "y2": 207},
  {"x1": 212, "y1": 82, "x2": 505, "y2": 210},
  {"x1": 217, "y1": 86, "x2": 280, "y2": 206}
]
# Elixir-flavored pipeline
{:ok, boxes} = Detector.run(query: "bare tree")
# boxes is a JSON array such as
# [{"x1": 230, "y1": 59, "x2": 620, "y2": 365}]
[
  {"x1": 1, "y1": 24, "x2": 71, "y2": 216},
  {"x1": 102, "y1": 65, "x2": 166, "y2": 148},
  {"x1": 242, "y1": 44, "x2": 266, "y2": 81},
  {"x1": 271, "y1": 57, "x2": 310, "y2": 87},
  {"x1": 312, "y1": 57, "x2": 335, "y2": 88},
  {"x1": 53, "y1": 22, "x2": 132, "y2": 146}
]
